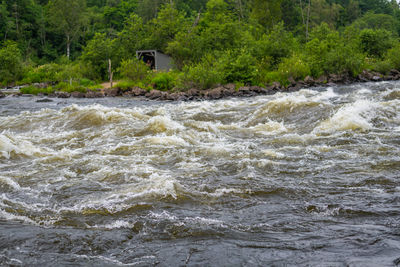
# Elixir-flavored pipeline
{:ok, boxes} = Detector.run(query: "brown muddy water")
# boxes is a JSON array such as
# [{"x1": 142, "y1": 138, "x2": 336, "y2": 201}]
[{"x1": 0, "y1": 82, "x2": 399, "y2": 266}]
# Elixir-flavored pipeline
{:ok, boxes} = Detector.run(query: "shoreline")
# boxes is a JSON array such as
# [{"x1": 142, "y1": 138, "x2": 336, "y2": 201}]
[{"x1": 1, "y1": 70, "x2": 400, "y2": 101}]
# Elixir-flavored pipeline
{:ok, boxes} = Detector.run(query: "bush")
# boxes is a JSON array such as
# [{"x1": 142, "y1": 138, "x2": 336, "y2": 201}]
[
  {"x1": 179, "y1": 54, "x2": 224, "y2": 89},
  {"x1": 277, "y1": 55, "x2": 311, "y2": 83},
  {"x1": 20, "y1": 85, "x2": 55, "y2": 95},
  {"x1": 252, "y1": 22, "x2": 299, "y2": 67},
  {"x1": 21, "y1": 63, "x2": 64, "y2": 84},
  {"x1": 115, "y1": 80, "x2": 137, "y2": 91},
  {"x1": 79, "y1": 78, "x2": 95, "y2": 87},
  {"x1": 359, "y1": 29, "x2": 394, "y2": 58},
  {"x1": 219, "y1": 50, "x2": 257, "y2": 84},
  {"x1": 118, "y1": 58, "x2": 150, "y2": 81},
  {"x1": 0, "y1": 41, "x2": 24, "y2": 85},
  {"x1": 305, "y1": 26, "x2": 365, "y2": 77},
  {"x1": 324, "y1": 45, "x2": 365, "y2": 77},
  {"x1": 385, "y1": 43, "x2": 400, "y2": 69},
  {"x1": 263, "y1": 71, "x2": 287, "y2": 86},
  {"x1": 54, "y1": 82, "x2": 87, "y2": 93},
  {"x1": 371, "y1": 59, "x2": 394, "y2": 74},
  {"x1": 151, "y1": 72, "x2": 176, "y2": 91}
]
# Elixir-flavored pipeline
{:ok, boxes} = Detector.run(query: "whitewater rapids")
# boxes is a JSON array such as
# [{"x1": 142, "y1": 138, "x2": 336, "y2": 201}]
[{"x1": 0, "y1": 82, "x2": 399, "y2": 266}]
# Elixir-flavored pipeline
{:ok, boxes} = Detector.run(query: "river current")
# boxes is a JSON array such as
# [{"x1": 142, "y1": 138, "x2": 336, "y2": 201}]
[{"x1": 0, "y1": 82, "x2": 399, "y2": 266}]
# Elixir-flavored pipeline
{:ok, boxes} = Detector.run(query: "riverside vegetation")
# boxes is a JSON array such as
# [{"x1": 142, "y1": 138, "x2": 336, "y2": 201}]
[{"x1": 1, "y1": 0, "x2": 400, "y2": 99}]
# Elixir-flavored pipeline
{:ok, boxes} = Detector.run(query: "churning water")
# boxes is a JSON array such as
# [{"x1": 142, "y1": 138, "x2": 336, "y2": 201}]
[{"x1": 0, "y1": 82, "x2": 399, "y2": 266}]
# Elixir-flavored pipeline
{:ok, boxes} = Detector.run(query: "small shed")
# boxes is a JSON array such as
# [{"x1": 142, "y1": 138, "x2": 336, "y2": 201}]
[{"x1": 136, "y1": 50, "x2": 172, "y2": 71}]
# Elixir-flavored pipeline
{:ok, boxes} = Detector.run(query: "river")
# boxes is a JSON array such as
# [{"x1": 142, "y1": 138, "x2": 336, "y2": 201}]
[{"x1": 0, "y1": 82, "x2": 399, "y2": 266}]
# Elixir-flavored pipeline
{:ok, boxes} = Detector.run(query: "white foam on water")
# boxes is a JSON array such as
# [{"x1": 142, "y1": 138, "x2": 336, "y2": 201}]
[
  {"x1": 0, "y1": 176, "x2": 21, "y2": 191},
  {"x1": 250, "y1": 120, "x2": 288, "y2": 135},
  {"x1": 0, "y1": 208, "x2": 38, "y2": 225},
  {"x1": 262, "y1": 149, "x2": 285, "y2": 159},
  {"x1": 143, "y1": 135, "x2": 189, "y2": 146},
  {"x1": 208, "y1": 188, "x2": 251, "y2": 197},
  {"x1": 0, "y1": 133, "x2": 45, "y2": 159},
  {"x1": 184, "y1": 216, "x2": 227, "y2": 228},
  {"x1": 74, "y1": 174, "x2": 184, "y2": 213},
  {"x1": 313, "y1": 100, "x2": 377, "y2": 134},
  {"x1": 145, "y1": 115, "x2": 185, "y2": 133},
  {"x1": 311, "y1": 87, "x2": 339, "y2": 102},
  {"x1": 149, "y1": 210, "x2": 178, "y2": 221},
  {"x1": 92, "y1": 220, "x2": 134, "y2": 230}
]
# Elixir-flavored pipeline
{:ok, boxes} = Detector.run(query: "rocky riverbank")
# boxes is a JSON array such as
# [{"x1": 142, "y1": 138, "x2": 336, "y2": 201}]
[{"x1": 2, "y1": 69, "x2": 400, "y2": 101}]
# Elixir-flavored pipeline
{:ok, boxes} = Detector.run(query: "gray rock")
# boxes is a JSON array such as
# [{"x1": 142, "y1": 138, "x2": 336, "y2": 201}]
[
  {"x1": 71, "y1": 91, "x2": 86, "y2": 98},
  {"x1": 36, "y1": 98, "x2": 53, "y2": 103}
]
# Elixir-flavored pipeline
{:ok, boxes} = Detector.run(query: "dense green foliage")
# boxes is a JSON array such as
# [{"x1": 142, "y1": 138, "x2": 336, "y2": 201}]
[{"x1": 1, "y1": 0, "x2": 400, "y2": 90}]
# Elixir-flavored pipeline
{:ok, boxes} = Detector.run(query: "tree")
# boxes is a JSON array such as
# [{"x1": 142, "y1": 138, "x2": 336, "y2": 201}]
[
  {"x1": 46, "y1": 0, "x2": 87, "y2": 59},
  {"x1": 81, "y1": 32, "x2": 118, "y2": 79},
  {"x1": 359, "y1": 29, "x2": 394, "y2": 58},
  {"x1": 251, "y1": 0, "x2": 282, "y2": 29},
  {"x1": 146, "y1": 3, "x2": 188, "y2": 51},
  {"x1": 0, "y1": 41, "x2": 23, "y2": 84}
]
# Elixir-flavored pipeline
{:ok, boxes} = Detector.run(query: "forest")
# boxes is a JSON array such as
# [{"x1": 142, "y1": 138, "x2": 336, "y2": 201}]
[{"x1": 1, "y1": 0, "x2": 400, "y2": 93}]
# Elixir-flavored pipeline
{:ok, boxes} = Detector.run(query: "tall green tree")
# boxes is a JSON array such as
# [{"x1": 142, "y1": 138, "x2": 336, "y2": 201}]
[
  {"x1": 0, "y1": 41, "x2": 23, "y2": 84},
  {"x1": 251, "y1": 0, "x2": 283, "y2": 29},
  {"x1": 46, "y1": 0, "x2": 87, "y2": 59}
]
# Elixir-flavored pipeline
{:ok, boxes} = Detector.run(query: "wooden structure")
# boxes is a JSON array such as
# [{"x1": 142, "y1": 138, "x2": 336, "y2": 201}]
[{"x1": 136, "y1": 50, "x2": 172, "y2": 71}]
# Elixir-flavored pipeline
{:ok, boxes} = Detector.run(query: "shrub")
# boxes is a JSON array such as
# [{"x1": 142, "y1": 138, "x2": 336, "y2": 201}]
[
  {"x1": 219, "y1": 50, "x2": 257, "y2": 84},
  {"x1": 305, "y1": 27, "x2": 365, "y2": 77},
  {"x1": 385, "y1": 43, "x2": 400, "y2": 69},
  {"x1": 371, "y1": 59, "x2": 394, "y2": 74},
  {"x1": 263, "y1": 71, "x2": 287, "y2": 86},
  {"x1": 252, "y1": 22, "x2": 299, "y2": 67},
  {"x1": 20, "y1": 63, "x2": 64, "y2": 84},
  {"x1": 20, "y1": 85, "x2": 55, "y2": 95},
  {"x1": 179, "y1": 54, "x2": 224, "y2": 89},
  {"x1": 79, "y1": 78, "x2": 95, "y2": 87},
  {"x1": 115, "y1": 80, "x2": 136, "y2": 91},
  {"x1": 324, "y1": 45, "x2": 365, "y2": 77},
  {"x1": 151, "y1": 72, "x2": 176, "y2": 91},
  {"x1": 277, "y1": 55, "x2": 311, "y2": 82},
  {"x1": 54, "y1": 82, "x2": 87, "y2": 93},
  {"x1": 359, "y1": 29, "x2": 394, "y2": 58},
  {"x1": 118, "y1": 59, "x2": 150, "y2": 81},
  {"x1": 0, "y1": 41, "x2": 24, "y2": 85}
]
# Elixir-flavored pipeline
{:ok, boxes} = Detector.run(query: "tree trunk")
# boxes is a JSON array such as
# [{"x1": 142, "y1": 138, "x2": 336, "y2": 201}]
[
  {"x1": 66, "y1": 34, "x2": 70, "y2": 59},
  {"x1": 108, "y1": 59, "x2": 113, "y2": 89},
  {"x1": 306, "y1": 0, "x2": 311, "y2": 41}
]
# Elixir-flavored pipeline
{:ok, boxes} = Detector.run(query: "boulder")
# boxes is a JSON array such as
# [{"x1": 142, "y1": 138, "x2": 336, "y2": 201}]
[
  {"x1": 85, "y1": 90, "x2": 104, "y2": 98},
  {"x1": 328, "y1": 74, "x2": 342, "y2": 83},
  {"x1": 131, "y1": 87, "x2": 147, "y2": 96},
  {"x1": 288, "y1": 76, "x2": 297, "y2": 86},
  {"x1": 206, "y1": 87, "x2": 224, "y2": 99},
  {"x1": 389, "y1": 69, "x2": 400, "y2": 76},
  {"x1": 272, "y1": 82, "x2": 281, "y2": 90},
  {"x1": 0, "y1": 92, "x2": 5, "y2": 98},
  {"x1": 56, "y1": 92, "x2": 71, "y2": 98},
  {"x1": 358, "y1": 70, "x2": 376, "y2": 81},
  {"x1": 249, "y1": 86, "x2": 268, "y2": 94},
  {"x1": 145, "y1": 89, "x2": 163, "y2": 100},
  {"x1": 237, "y1": 86, "x2": 256, "y2": 96},
  {"x1": 104, "y1": 88, "x2": 121, "y2": 97},
  {"x1": 71, "y1": 91, "x2": 86, "y2": 98},
  {"x1": 167, "y1": 92, "x2": 187, "y2": 101},
  {"x1": 223, "y1": 83, "x2": 236, "y2": 91},
  {"x1": 304, "y1": 76, "x2": 315, "y2": 86},
  {"x1": 36, "y1": 98, "x2": 53, "y2": 103},
  {"x1": 372, "y1": 76, "x2": 382, "y2": 82},
  {"x1": 384, "y1": 75, "x2": 394, "y2": 81},
  {"x1": 315, "y1": 75, "x2": 327, "y2": 84}
]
